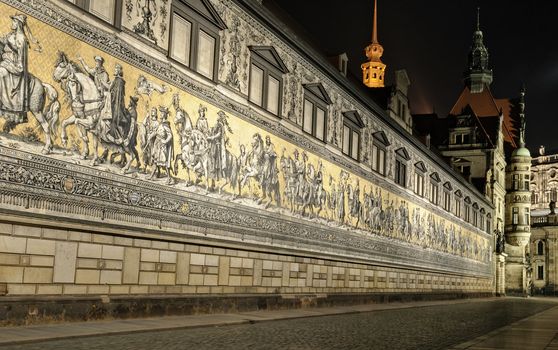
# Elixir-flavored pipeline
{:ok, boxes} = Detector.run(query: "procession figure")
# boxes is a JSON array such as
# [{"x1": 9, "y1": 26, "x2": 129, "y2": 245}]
[
  {"x1": 172, "y1": 93, "x2": 192, "y2": 145},
  {"x1": 293, "y1": 149, "x2": 305, "y2": 200},
  {"x1": 139, "y1": 106, "x2": 159, "y2": 172},
  {"x1": 108, "y1": 63, "x2": 129, "y2": 141},
  {"x1": 0, "y1": 14, "x2": 58, "y2": 153},
  {"x1": 148, "y1": 106, "x2": 174, "y2": 184},
  {"x1": 123, "y1": 95, "x2": 140, "y2": 169},
  {"x1": 195, "y1": 104, "x2": 209, "y2": 135},
  {"x1": 77, "y1": 55, "x2": 109, "y2": 97},
  {"x1": 0, "y1": 14, "x2": 33, "y2": 123},
  {"x1": 207, "y1": 110, "x2": 232, "y2": 185},
  {"x1": 261, "y1": 135, "x2": 280, "y2": 205}
]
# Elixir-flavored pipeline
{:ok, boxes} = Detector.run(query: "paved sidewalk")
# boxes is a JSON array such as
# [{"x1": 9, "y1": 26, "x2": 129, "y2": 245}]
[
  {"x1": 449, "y1": 303, "x2": 558, "y2": 350},
  {"x1": 0, "y1": 298, "x2": 500, "y2": 346}
]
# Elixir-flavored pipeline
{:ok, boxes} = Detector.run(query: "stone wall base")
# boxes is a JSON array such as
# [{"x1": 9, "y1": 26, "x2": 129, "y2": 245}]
[{"x1": 0, "y1": 292, "x2": 493, "y2": 326}]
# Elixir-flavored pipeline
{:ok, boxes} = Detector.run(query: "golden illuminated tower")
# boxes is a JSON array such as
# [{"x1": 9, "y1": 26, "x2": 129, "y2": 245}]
[{"x1": 361, "y1": 0, "x2": 386, "y2": 88}]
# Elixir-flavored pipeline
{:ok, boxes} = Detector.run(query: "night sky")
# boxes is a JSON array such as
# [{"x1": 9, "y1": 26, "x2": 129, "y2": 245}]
[{"x1": 270, "y1": 0, "x2": 558, "y2": 152}]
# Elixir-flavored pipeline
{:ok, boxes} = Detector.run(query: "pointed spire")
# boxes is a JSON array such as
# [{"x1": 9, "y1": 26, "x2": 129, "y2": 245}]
[
  {"x1": 372, "y1": 0, "x2": 378, "y2": 44},
  {"x1": 476, "y1": 7, "x2": 480, "y2": 31},
  {"x1": 361, "y1": 0, "x2": 386, "y2": 88},
  {"x1": 464, "y1": 7, "x2": 492, "y2": 93},
  {"x1": 519, "y1": 83, "x2": 526, "y2": 148}
]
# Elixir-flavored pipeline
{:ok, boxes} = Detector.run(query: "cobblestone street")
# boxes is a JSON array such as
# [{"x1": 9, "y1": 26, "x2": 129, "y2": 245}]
[{"x1": 3, "y1": 298, "x2": 557, "y2": 350}]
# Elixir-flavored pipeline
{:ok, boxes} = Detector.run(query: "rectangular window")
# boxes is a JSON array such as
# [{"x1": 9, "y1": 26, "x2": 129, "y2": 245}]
[
  {"x1": 395, "y1": 159, "x2": 406, "y2": 187},
  {"x1": 197, "y1": 30, "x2": 216, "y2": 79},
  {"x1": 524, "y1": 208, "x2": 530, "y2": 226},
  {"x1": 524, "y1": 174, "x2": 529, "y2": 191},
  {"x1": 430, "y1": 182, "x2": 439, "y2": 205},
  {"x1": 444, "y1": 191, "x2": 451, "y2": 211},
  {"x1": 414, "y1": 173, "x2": 424, "y2": 197},
  {"x1": 512, "y1": 207, "x2": 519, "y2": 225},
  {"x1": 89, "y1": 0, "x2": 115, "y2": 24},
  {"x1": 249, "y1": 64, "x2": 264, "y2": 105},
  {"x1": 379, "y1": 149, "x2": 385, "y2": 175},
  {"x1": 303, "y1": 100, "x2": 313, "y2": 134},
  {"x1": 343, "y1": 125, "x2": 351, "y2": 155},
  {"x1": 458, "y1": 199, "x2": 463, "y2": 217},
  {"x1": 465, "y1": 205, "x2": 470, "y2": 222},
  {"x1": 512, "y1": 174, "x2": 519, "y2": 191},
  {"x1": 351, "y1": 131, "x2": 359, "y2": 160},
  {"x1": 473, "y1": 210, "x2": 478, "y2": 227},
  {"x1": 267, "y1": 75, "x2": 280, "y2": 115},
  {"x1": 315, "y1": 107, "x2": 326, "y2": 141},
  {"x1": 486, "y1": 219, "x2": 491, "y2": 234},
  {"x1": 538, "y1": 266, "x2": 544, "y2": 280},
  {"x1": 170, "y1": 14, "x2": 192, "y2": 66}
]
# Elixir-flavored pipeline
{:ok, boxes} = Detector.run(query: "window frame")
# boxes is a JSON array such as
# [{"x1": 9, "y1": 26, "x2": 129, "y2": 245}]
[
  {"x1": 512, "y1": 207, "x2": 519, "y2": 225},
  {"x1": 169, "y1": 0, "x2": 225, "y2": 82},
  {"x1": 248, "y1": 46, "x2": 288, "y2": 117},
  {"x1": 414, "y1": 162, "x2": 427, "y2": 197},
  {"x1": 537, "y1": 240, "x2": 544, "y2": 256},
  {"x1": 372, "y1": 131, "x2": 389, "y2": 176},
  {"x1": 394, "y1": 148, "x2": 410, "y2": 188},
  {"x1": 68, "y1": 0, "x2": 123, "y2": 27},
  {"x1": 537, "y1": 265, "x2": 544, "y2": 280},
  {"x1": 429, "y1": 173, "x2": 440, "y2": 205},
  {"x1": 341, "y1": 111, "x2": 364, "y2": 162},
  {"x1": 454, "y1": 190, "x2": 462, "y2": 217},
  {"x1": 302, "y1": 84, "x2": 331, "y2": 143}
]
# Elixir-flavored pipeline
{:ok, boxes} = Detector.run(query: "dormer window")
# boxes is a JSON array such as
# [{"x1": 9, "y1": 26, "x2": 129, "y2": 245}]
[
  {"x1": 372, "y1": 131, "x2": 389, "y2": 176},
  {"x1": 454, "y1": 190, "x2": 462, "y2": 217},
  {"x1": 414, "y1": 162, "x2": 427, "y2": 197},
  {"x1": 443, "y1": 182, "x2": 452, "y2": 212},
  {"x1": 454, "y1": 133, "x2": 471, "y2": 144},
  {"x1": 169, "y1": 0, "x2": 226, "y2": 81},
  {"x1": 472, "y1": 203, "x2": 479, "y2": 227},
  {"x1": 394, "y1": 148, "x2": 410, "y2": 187},
  {"x1": 464, "y1": 197, "x2": 472, "y2": 222},
  {"x1": 303, "y1": 83, "x2": 331, "y2": 142},
  {"x1": 430, "y1": 173, "x2": 440, "y2": 205},
  {"x1": 342, "y1": 111, "x2": 364, "y2": 161},
  {"x1": 248, "y1": 46, "x2": 288, "y2": 116}
]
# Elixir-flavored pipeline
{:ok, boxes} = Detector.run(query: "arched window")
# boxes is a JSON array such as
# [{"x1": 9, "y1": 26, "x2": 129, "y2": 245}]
[{"x1": 537, "y1": 240, "x2": 544, "y2": 256}]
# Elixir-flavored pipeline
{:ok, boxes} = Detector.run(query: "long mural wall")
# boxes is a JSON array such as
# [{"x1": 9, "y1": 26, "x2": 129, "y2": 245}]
[{"x1": 0, "y1": 0, "x2": 494, "y2": 297}]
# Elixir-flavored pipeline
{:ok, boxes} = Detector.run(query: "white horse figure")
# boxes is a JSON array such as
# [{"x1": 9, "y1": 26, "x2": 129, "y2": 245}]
[
  {"x1": 0, "y1": 70, "x2": 59, "y2": 154},
  {"x1": 53, "y1": 52, "x2": 138, "y2": 171}
]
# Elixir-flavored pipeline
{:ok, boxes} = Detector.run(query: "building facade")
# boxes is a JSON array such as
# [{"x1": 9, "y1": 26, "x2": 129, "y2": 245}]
[
  {"x1": 0, "y1": 0, "x2": 495, "y2": 323},
  {"x1": 413, "y1": 11, "x2": 531, "y2": 295}
]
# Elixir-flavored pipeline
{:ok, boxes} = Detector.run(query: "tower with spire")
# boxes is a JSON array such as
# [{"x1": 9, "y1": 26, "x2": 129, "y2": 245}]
[
  {"x1": 361, "y1": 0, "x2": 386, "y2": 88},
  {"x1": 504, "y1": 85, "x2": 532, "y2": 295},
  {"x1": 464, "y1": 8, "x2": 493, "y2": 93}
]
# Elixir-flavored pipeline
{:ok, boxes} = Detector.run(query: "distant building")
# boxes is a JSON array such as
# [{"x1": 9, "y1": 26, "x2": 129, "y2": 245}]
[{"x1": 413, "y1": 9, "x2": 531, "y2": 295}]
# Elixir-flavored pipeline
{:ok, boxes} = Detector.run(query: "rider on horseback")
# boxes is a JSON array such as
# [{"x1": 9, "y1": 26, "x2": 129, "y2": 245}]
[{"x1": 0, "y1": 14, "x2": 41, "y2": 124}]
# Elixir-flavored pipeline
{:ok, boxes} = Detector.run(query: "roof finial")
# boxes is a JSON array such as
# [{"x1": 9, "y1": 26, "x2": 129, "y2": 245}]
[
  {"x1": 372, "y1": 0, "x2": 378, "y2": 44},
  {"x1": 519, "y1": 83, "x2": 526, "y2": 148},
  {"x1": 476, "y1": 7, "x2": 480, "y2": 31}
]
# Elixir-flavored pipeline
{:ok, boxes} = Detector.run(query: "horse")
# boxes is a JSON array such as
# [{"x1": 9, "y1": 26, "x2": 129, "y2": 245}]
[
  {"x1": 0, "y1": 71, "x2": 59, "y2": 154},
  {"x1": 53, "y1": 52, "x2": 138, "y2": 171}
]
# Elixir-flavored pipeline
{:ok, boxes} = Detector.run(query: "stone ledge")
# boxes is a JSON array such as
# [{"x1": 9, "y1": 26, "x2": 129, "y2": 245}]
[{"x1": 0, "y1": 292, "x2": 493, "y2": 326}]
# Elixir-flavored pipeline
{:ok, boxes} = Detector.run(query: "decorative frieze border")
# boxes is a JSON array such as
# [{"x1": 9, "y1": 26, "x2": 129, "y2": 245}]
[{"x1": 0, "y1": 145, "x2": 491, "y2": 278}]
